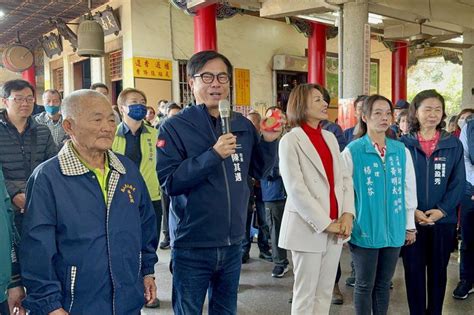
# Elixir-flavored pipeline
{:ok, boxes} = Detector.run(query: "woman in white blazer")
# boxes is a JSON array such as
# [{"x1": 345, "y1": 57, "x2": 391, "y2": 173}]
[{"x1": 279, "y1": 84, "x2": 355, "y2": 314}]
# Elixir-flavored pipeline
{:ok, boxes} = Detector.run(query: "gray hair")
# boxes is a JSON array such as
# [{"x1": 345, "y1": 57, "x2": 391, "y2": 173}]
[
  {"x1": 62, "y1": 89, "x2": 109, "y2": 120},
  {"x1": 42, "y1": 89, "x2": 62, "y2": 100}
]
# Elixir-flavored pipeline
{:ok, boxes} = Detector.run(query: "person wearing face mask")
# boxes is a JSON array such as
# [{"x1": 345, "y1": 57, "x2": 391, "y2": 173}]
[
  {"x1": 452, "y1": 108, "x2": 474, "y2": 138},
  {"x1": 34, "y1": 89, "x2": 69, "y2": 147},
  {"x1": 111, "y1": 88, "x2": 162, "y2": 309}
]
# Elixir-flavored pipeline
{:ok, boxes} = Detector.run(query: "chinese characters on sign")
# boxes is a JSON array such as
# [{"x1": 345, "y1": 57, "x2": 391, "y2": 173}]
[
  {"x1": 363, "y1": 157, "x2": 404, "y2": 213},
  {"x1": 362, "y1": 23, "x2": 371, "y2": 95},
  {"x1": 234, "y1": 68, "x2": 250, "y2": 106},
  {"x1": 39, "y1": 34, "x2": 62, "y2": 59},
  {"x1": 133, "y1": 57, "x2": 172, "y2": 80},
  {"x1": 93, "y1": 6, "x2": 121, "y2": 36},
  {"x1": 387, "y1": 156, "x2": 403, "y2": 213}
]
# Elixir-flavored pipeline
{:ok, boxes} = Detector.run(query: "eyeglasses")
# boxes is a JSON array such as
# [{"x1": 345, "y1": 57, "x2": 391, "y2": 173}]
[
  {"x1": 7, "y1": 96, "x2": 35, "y2": 105},
  {"x1": 193, "y1": 72, "x2": 230, "y2": 84}
]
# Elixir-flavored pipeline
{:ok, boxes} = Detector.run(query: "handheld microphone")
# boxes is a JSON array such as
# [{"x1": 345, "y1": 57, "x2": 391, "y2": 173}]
[{"x1": 218, "y1": 99, "x2": 231, "y2": 134}]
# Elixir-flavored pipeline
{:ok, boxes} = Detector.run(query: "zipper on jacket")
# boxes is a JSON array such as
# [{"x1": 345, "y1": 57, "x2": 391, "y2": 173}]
[
  {"x1": 415, "y1": 139, "x2": 440, "y2": 209},
  {"x1": 382, "y1": 158, "x2": 390, "y2": 244},
  {"x1": 106, "y1": 205, "x2": 116, "y2": 315},
  {"x1": 425, "y1": 157, "x2": 430, "y2": 207},
  {"x1": 138, "y1": 252, "x2": 142, "y2": 278},
  {"x1": 88, "y1": 175, "x2": 117, "y2": 313},
  {"x1": 96, "y1": 171, "x2": 116, "y2": 315},
  {"x1": 222, "y1": 164, "x2": 232, "y2": 245},
  {"x1": 205, "y1": 111, "x2": 233, "y2": 245},
  {"x1": 68, "y1": 266, "x2": 77, "y2": 313}
]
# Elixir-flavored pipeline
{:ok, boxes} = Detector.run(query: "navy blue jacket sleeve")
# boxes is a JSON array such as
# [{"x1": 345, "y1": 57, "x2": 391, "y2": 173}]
[
  {"x1": 248, "y1": 130, "x2": 278, "y2": 180},
  {"x1": 264, "y1": 153, "x2": 280, "y2": 181},
  {"x1": 137, "y1": 175, "x2": 158, "y2": 276},
  {"x1": 157, "y1": 121, "x2": 223, "y2": 196},
  {"x1": 20, "y1": 169, "x2": 63, "y2": 315},
  {"x1": 331, "y1": 124, "x2": 347, "y2": 151},
  {"x1": 322, "y1": 122, "x2": 347, "y2": 151},
  {"x1": 437, "y1": 141, "x2": 465, "y2": 217}
]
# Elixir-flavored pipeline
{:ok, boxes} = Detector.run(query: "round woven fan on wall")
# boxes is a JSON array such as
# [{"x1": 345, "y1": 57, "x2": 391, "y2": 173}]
[{"x1": 2, "y1": 43, "x2": 34, "y2": 72}]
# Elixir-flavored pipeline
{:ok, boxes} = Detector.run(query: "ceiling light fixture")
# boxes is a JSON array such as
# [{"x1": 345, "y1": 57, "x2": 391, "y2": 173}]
[
  {"x1": 452, "y1": 36, "x2": 463, "y2": 43},
  {"x1": 296, "y1": 15, "x2": 335, "y2": 25},
  {"x1": 368, "y1": 13, "x2": 384, "y2": 25}
]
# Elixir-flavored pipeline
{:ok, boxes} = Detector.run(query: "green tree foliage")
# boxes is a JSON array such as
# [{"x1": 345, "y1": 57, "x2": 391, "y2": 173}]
[{"x1": 407, "y1": 56, "x2": 462, "y2": 116}]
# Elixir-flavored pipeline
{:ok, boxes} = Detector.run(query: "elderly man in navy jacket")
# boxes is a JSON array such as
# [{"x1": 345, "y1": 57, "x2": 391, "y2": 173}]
[
  {"x1": 157, "y1": 51, "x2": 279, "y2": 315},
  {"x1": 20, "y1": 90, "x2": 158, "y2": 315}
]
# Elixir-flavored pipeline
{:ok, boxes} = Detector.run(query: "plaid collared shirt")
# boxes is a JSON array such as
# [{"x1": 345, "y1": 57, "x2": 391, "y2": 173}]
[
  {"x1": 34, "y1": 112, "x2": 69, "y2": 146},
  {"x1": 59, "y1": 141, "x2": 126, "y2": 209}
]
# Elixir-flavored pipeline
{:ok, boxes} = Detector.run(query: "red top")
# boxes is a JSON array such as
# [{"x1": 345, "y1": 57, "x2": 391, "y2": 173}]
[
  {"x1": 417, "y1": 131, "x2": 441, "y2": 158},
  {"x1": 301, "y1": 122, "x2": 338, "y2": 220}
]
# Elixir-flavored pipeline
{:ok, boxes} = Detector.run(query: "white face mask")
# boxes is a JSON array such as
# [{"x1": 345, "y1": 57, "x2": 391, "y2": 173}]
[{"x1": 458, "y1": 118, "x2": 466, "y2": 129}]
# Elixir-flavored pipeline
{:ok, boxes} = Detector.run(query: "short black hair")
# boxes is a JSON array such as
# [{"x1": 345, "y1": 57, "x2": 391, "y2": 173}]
[
  {"x1": 1, "y1": 79, "x2": 35, "y2": 98},
  {"x1": 187, "y1": 50, "x2": 233, "y2": 80},
  {"x1": 90, "y1": 83, "x2": 108, "y2": 92},
  {"x1": 43, "y1": 89, "x2": 62, "y2": 100},
  {"x1": 166, "y1": 102, "x2": 182, "y2": 113}
]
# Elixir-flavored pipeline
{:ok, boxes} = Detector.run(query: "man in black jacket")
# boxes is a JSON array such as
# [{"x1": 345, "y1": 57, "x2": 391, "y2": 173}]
[
  {"x1": 157, "y1": 51, "x2": 280, "y2": 315},
  {"x1": 0, "y1": 79, "x2": 58, "y2": 236}
]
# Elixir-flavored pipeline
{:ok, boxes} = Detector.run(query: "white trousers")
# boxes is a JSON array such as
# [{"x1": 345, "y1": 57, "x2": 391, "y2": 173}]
[{"x1": 291, "y1": 236, "x2": 342, "y2": 315}]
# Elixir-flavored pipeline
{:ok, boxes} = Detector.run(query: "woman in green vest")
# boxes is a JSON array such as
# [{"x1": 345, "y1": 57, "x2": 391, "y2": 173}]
[
  {"x1": 341, "y1": 94, "x2": 418, "y2": 315},
  {"x1": 112, "y1": 88, "x2": 161, "y2": 309}
]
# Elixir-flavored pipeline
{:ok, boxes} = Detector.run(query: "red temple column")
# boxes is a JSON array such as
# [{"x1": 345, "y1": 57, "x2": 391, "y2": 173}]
[
  {"x1": 22, "y1": 65, "x2": 36, "y2": 89},
  {"x1": 194, "y1": 4, "x2": 217, "y2": 52},
  {"x1": 308, "y1": 22, "x2": 327, "y2": 85},
  {"x1": 391, "y1": 41, "x2": 408, "y2": 103}
]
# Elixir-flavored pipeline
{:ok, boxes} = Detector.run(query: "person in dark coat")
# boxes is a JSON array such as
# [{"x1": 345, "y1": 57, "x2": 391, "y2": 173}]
[
  {"x1": 400, "y1": 89, "x2": 465, "y2": 315},
  {"x1": 20, "y1": 90, "x2": 158, "y2": 315},
  {"x1": 0, "y1": 79, "x2": 57, "y2": 237}
]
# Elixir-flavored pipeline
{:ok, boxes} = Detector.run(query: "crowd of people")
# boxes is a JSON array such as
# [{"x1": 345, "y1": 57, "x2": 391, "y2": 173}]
[{"x1": 0, "y1": 49, "x2": 473, "y2": 315}]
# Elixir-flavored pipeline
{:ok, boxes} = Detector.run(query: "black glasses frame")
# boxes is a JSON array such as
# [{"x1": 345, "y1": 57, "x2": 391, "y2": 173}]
[{"x1": 193, "y1": 72, "x2": 230, "y2": 84}]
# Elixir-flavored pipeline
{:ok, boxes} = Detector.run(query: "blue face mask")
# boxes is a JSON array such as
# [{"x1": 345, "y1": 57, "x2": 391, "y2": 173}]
[
  {"x1": 44, "y1": 105, "x2": 60, "y2": 115},
  {"x1": 127, "y1": 104, "x2": 147, "y2": 121}
]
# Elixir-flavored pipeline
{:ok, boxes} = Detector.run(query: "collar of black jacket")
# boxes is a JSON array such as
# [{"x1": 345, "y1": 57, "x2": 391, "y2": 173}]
[
  {"x1": 401, "y1": 130, "x2": 458, "y2": 150},
  {"x1": 0, "y1": 109, "x2": 37, "y2": 131}
]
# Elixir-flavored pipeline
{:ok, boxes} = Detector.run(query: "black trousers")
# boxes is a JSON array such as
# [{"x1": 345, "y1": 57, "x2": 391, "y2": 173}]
[
  {"x1": 161, "y1": 191, "x2": 170, "y2": 241},
  {"x1": 402, "y1": 223, "x2": 456, "y2": 315},
  {"x1": 335, "y1": 263, "x2": 341, "y2": 283},
  {"x1": 460, "y1": 193, "x2": 474, "y2": 283},
  {"x1": 152, "y1": 200, "x2": 163, "y2": 243}
]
